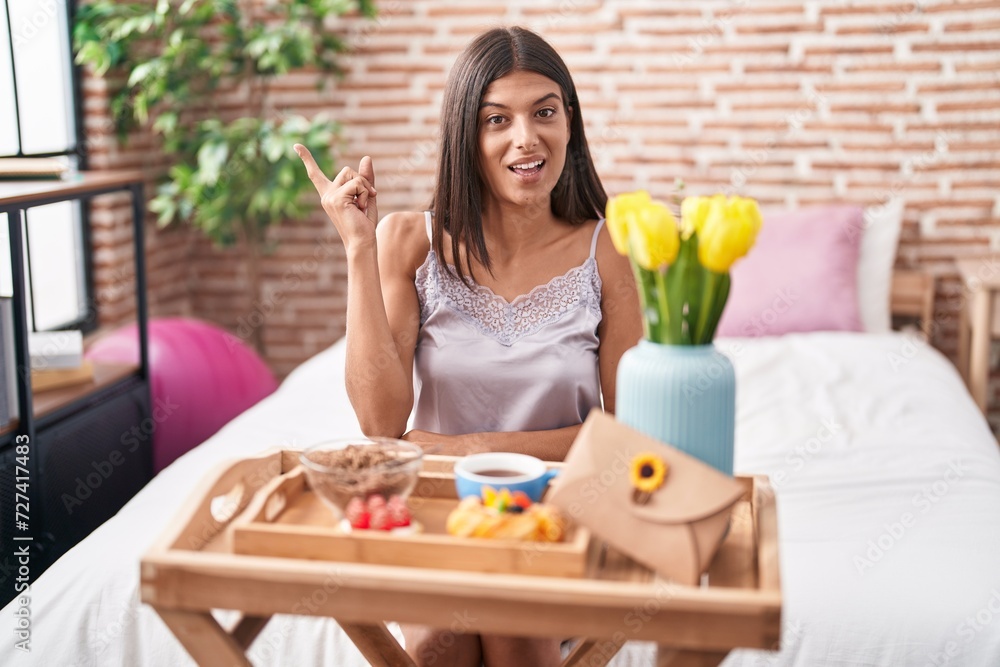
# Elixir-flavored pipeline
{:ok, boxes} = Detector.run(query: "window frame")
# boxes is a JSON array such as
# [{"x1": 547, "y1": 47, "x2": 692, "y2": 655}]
[{"x1": 1, "y1": 0, "x2": 95, "y2": 335}]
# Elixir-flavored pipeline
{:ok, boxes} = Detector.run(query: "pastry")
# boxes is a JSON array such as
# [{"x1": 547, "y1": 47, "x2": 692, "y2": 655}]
[{"x1": 446, "y1": 496, "x2": 566, "y2": 542}]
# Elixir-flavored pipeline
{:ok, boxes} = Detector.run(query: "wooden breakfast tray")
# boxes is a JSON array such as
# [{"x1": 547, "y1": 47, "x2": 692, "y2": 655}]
[
  {"x1": 230, "y1": 463, "x2": 591, "y2": 577},
  {"x1": 141, "y1": 449, "x2": 781, "y2": 667}
]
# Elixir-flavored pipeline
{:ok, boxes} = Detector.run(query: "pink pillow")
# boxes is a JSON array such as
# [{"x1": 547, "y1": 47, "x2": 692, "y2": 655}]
[{"x1": 716, "y1": 205, "x2": 864, "y2": 337}]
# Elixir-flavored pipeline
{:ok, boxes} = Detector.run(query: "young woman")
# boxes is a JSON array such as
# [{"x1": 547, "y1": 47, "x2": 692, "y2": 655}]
[{"x1": 296, "y1": 26, "x2": 641, "y2": 667}]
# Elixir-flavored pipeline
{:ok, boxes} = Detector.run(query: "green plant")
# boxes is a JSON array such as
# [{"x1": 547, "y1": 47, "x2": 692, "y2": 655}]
[{"x1": 74, "y1": 0, "x2": 375, "y2": 353}]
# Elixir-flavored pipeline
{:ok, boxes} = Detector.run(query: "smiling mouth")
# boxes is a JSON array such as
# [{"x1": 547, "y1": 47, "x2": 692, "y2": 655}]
[{"x1": 509, "y1": 159, "x2": 545, "y2": 176}]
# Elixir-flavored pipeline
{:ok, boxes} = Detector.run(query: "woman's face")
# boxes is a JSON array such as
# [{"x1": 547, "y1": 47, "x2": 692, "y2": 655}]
[{"x1": 477, "y1": 70, "x2": 571, "y2": 212}]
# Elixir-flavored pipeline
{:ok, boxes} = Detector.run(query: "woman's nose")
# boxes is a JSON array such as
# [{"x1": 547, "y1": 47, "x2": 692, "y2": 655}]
[{"x1": 512, "y1": 117, "x2": 539, "y2": 149}]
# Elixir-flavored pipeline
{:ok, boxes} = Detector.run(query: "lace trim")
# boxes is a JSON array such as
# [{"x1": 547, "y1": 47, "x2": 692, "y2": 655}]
[{"x1": 415, "y1": 251, "x2": 602, "y2": 347}]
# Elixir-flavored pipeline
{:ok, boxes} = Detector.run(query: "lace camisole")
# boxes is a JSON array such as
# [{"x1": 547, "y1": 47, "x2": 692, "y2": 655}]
[{"x1": 412, "y1": 212, "x2": 604, "y2": 435}]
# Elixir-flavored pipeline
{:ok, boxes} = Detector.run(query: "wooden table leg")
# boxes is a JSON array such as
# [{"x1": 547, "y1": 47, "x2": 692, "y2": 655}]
[
  {"x1": 969, "y1": 286, "x2": 993, "y2": 413},
  {"x1": 339, "y1": 621, "x2": 416, "y2": 667},
  {"x1": 656, "y1": 647, "x2": 729, "y2": 667},
  {"x1": 229, "y1": 614, "x2": 271, "y2": 650},
  {"x1": 155, "y1": 608, "x2": 253, "y2": 667},
  {"x1": 562, "y1": 636, "x2": 627, "y2": 667},
  {"x1": 958, "y1": 291, "x2": 971, "y2": 387}
]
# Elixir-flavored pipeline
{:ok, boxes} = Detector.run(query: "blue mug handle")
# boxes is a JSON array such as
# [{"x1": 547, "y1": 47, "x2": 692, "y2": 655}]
[{"x1": 536, "y1": 468, "x2": 560, "y2": 502}]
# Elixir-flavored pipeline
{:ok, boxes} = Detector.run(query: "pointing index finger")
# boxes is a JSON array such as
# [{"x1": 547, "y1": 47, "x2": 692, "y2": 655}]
[{"x1": 293, "y1": 144, "x2": 329, "y2": 188}]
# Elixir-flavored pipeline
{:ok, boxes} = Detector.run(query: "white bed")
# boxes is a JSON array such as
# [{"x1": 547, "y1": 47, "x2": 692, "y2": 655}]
[{"x1": 4, "y1": 329, "x2": 1000, "y2": 666}]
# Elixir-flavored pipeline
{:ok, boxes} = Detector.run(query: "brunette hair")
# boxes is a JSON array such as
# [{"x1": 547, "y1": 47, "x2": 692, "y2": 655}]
[{"x1": 431, "y1": 26, "x2": 607, "y2": 284}]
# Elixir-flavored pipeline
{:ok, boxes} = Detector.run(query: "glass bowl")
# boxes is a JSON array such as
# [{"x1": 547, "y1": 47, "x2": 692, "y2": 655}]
[{"x1": 299, "y1": 437, "x2": 424, "y2": 518}]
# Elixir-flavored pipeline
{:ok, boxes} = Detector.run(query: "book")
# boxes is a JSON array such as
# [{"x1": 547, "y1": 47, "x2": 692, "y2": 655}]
[
  {"x1": 29, "y1": 330, "x2": 83, "y2": 370},
  {"x1": 30, "y1": 359, "x2": 94, "y2": 392},
  {"x1": 0, "y1": 157, "x2": 68, "y2": 180}
]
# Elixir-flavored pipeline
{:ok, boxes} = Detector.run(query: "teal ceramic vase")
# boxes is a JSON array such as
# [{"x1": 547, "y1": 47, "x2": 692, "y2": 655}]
[{"x1": 616, "y1": 340, "x2": 735, "y2": 475}]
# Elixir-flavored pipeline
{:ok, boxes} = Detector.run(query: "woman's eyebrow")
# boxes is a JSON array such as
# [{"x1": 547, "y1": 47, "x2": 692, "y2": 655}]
[{"x1": 479, "y1": 92, "x2": 561, "y2": 110}]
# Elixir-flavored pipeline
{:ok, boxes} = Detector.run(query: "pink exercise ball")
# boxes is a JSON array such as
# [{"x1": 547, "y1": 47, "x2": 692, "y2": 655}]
[{"x1": 86, "y1": 317, "x2": 278, "y2": 473}]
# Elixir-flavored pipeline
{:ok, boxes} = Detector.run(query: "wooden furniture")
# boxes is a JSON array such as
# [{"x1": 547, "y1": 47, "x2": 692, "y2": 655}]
[
  {"x1": 142, "y1": 450, "x2": 781, "y2": 667},
  {"x1": 230, "y1": 464, "x2": 592, "y2": 578},
  {"x1": 956, "y1": 258, "x2": 999, "y2": 414},
  {"x1": 0, "y1": 171, "x2": 152, "y2": 605},
  {"x1": 890, "y1": 269, "x2": 936, "y2": 334}
]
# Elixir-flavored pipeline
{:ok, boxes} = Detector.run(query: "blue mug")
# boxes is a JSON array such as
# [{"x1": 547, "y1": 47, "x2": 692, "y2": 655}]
[{"x1": 454, "y1": 453, "x2": 559, "y2": 503}]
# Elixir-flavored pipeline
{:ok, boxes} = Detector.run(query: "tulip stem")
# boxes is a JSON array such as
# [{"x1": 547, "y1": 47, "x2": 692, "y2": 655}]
[
  {"x1": 654, "y1": 268, "x2": 670, "y2": 344},
  {"x1": 693, "y1": 269, "x2": 720, "y2": 344},
  {"x1": 705, "y1": 272, "x2": 731, "y2": 342},
  {"x1": 693, "y1": 269, "x2": 731, "y2": 343},
  {"x1": 629, "y1": 258, "x2": 653, "y2": 341}
]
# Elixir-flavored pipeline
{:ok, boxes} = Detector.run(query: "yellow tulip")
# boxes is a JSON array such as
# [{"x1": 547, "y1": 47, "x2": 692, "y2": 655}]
[
  {"x1": 680, "y1": 195, "x2": 722, "y2": 238},
  {"x1": 606, "y1": 191, "x2": 680, "y2": 270},
  {"x1": 627, "y1": 200, "x2": 680, "y2": 270},
  {"x1": 605, "y1": 191, "x2": 651, "y2": 257},
  {"x1": 696, "y1": 195, "x2": 762, "y2": 273}
]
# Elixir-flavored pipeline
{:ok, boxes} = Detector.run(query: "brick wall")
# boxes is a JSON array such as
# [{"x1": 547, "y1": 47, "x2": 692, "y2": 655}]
[
  {"x1": 81, "y1": 74, "x2": 193, "y2": 330},
  {"x1": 85, "y1": 0, "x2": 1000, "y2": 420}
]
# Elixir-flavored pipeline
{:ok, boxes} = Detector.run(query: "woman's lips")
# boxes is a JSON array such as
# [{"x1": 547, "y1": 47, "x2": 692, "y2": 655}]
[{"x1": 508, "y1": 159, "x2": 545, "y2": 182}]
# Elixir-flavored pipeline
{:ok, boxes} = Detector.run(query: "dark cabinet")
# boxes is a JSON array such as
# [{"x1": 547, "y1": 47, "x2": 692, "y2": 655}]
[{"x1": 0, "y1": 172, "x2": 152, "y2": 607}]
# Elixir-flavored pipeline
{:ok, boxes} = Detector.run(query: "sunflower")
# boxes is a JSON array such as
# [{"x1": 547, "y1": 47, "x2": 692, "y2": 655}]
[{"x1": 630, "y1": 452, "x2": 668, "y2": 494}]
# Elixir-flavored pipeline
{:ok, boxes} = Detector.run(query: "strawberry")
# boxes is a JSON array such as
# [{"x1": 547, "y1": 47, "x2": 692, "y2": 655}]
[
  {"x1": 345, "y1": 497, "x2": 370, "y2": 530},
  {"x1": 388, "y1": 502, "x2": 411, "y2": 528},
  {"x1": 346, "y1": 496, "x2": 366, "y2": 515},
  {"x1": 511, "y1": 491, "x2": 532, "y2": 510},
  {"x1": 369, "y1": 506, "x2": 391, "y2": 531},
  {"x1": 367, "y1": 494, "x2": 387, "y2": 511}
]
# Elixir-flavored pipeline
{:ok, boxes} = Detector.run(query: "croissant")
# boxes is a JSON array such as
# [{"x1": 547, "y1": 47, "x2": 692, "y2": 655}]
[{"x1": 446, "y1": 497, "x2": 566, "y2": 542}]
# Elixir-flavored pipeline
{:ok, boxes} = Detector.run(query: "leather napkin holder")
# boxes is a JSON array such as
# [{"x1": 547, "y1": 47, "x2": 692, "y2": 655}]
[{"x1": 547, "y1": 410, "x2": 745, "y2": 585}]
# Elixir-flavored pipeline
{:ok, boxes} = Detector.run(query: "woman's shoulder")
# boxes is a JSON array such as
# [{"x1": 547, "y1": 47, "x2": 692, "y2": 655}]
[
  {"x1": 377, "y1": 210, "x2": 432, "y2": 274},
  {"x1": 574, "y1": 216, "x2": 611, "y2": 262},
  {"x1": 589, "y1": 216, "x2": 632, "y2": 294},
  {"x1": 378, "y1": 210, "x2": 428, "y2": 240}
]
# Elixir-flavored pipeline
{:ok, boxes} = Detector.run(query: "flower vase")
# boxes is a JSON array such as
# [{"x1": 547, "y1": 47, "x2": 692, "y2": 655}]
[{"x1": 615, "y1": 340, "x2": 735, "y2": 475}]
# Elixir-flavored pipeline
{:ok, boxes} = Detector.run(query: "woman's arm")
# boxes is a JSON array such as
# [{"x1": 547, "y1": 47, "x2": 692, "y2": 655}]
[
  {"x1": 345, "y1": 212, "x2": 425, "y2": 436},
  {"x1": 594, "y1": 222, "x2": 643, "y2": 414},
  {"x1": 296, "y1": 148, "x2": 423, "y2": 437},
  {"x1": 402, "y1": 426, "x2": 581, "y2": 461}
]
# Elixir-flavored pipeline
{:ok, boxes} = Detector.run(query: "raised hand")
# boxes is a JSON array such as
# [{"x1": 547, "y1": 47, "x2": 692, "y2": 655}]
[{"x1": 294, "y1": 144, "x2": 379, "y2": 250}]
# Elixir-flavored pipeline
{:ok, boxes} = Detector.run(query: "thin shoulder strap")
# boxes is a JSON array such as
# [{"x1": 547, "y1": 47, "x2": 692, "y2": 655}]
[
  {"x1": 424, "y1": 210, "x2": 433, "y2": 243},
  {"x1": 589, "y1": 219, "x2": 605, "y2": 259}
]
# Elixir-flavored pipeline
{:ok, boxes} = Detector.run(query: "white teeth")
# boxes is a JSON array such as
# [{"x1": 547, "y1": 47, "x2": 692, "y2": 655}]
[{"x1": 511, "y1": 160, "x2": 543, "y2": 170}]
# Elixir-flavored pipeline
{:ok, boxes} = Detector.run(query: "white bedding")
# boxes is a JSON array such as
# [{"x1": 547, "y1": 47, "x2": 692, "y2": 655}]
[{"x1": 4, "y1": 332, "x2": 1000, "y2": 666}]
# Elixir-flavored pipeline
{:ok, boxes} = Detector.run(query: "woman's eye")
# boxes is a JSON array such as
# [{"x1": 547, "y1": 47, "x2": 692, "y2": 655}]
[
  {"x1": 537, "y1": 108, "x2": 556, "y2": 118},
  {"x1": 486, "y1": 115, "x2": 505, "y2": 125}
]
